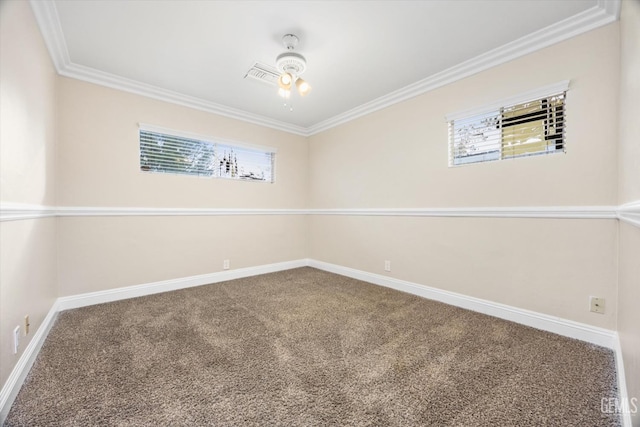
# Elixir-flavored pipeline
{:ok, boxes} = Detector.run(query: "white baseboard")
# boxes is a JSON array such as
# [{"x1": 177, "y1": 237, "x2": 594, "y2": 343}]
[
  {"x1": 614, "y1": 333, "x2": 634, "y2": 427},
  {"x1": 308, "y1": 259, "x2": 617, "y2": 349},
  {"x1": 0, "y1": 300, "x2": 59, "y2": 425},
  {"x1": 57, "y1": 259, "x2": 309, "y2": 311}
]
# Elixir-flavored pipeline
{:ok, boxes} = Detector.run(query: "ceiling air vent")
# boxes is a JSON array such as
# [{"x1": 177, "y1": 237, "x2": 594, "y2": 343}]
[{"x1": 244, "y1": 62, "x2": 279, "y2": 86}]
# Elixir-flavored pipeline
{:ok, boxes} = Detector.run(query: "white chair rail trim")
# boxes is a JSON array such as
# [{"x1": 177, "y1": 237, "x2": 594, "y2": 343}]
[
  {"x1": 1, "y1": 203, "x2": 631, "y2": 222},
  {"x1": 618, "y1": 200, "x2": 640, "y2": 228}
]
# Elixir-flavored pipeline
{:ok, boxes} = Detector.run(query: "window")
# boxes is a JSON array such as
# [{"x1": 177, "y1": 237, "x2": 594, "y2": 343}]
[
  {"x1": 447, "y1": 82, "x2": 568, "y2": 166},
  {"x1": 139, "y1": 125, "x2": 275, "y2": 182}
]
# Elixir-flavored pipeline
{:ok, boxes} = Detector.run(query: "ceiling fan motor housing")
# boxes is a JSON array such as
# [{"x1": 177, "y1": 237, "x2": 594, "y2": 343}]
[{"x1": 276, "y1": 51, "x2": 307, "y2": 76}]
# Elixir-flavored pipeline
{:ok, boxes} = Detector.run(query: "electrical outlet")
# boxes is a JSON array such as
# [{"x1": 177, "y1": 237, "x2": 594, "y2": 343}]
[
  {"x1": 223, "y1": 259, "x2": 230, "y2": 270},
  {"x1": 13, "y1": 326, "x2": 20, "y2": 354},
  {"x1": 24, "y1": 315, "x2": 30, "y2": 335},
  {"x1": 590, "y1": 297, "x2": 605, "y2": 314},
  {"x1": 384, "y1": 260, "x2": 391, "y2": 272}
]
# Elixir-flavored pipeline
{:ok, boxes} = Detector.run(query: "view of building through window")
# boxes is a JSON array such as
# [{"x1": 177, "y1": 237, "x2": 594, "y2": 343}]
[
  {"x1": 449, "y1": 92, "x2": 565, "y2": 166},
  {"x1": 139, "y1": 129, "x2": 274, "y2": 182}
]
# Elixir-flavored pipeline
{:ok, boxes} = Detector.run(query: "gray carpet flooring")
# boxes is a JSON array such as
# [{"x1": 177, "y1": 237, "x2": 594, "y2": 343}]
[{"x1": 5, "y1": 267, "x2": 620, "y2": 426}]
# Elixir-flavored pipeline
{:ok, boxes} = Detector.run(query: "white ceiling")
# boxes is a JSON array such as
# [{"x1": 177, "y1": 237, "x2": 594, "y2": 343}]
[{"x1": 32, "y1": 0, "x2": 619, "y2": 135}]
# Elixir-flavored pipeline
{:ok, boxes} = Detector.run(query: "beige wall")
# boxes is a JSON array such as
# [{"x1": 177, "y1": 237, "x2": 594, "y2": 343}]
[
  {"x1": 57, "y1": 78, "x2": 308, "y2": 209},
  {"x1": 0, "y1": 2, "x2": 57, "y2": 206},
  {"x1": 55, "y1": 78, "x2": 309, "y2": 295},
  {"x1": 617, "y1": 1, "x2": 640, "y2": 424},
  {"x1": 619, "y1": 223, "x2": 640, "y2": 425},
  {"x1": 0, "y1": 1, "x2": 58, "y2": 387},
  {"x1": 309, "y1": 216, "x2": 617, "y2": 329},
  {"x1": 618, "y1": 1, "x2": 640, "y2": 206},
  {"x1": 309, "y1": 24, "x2": 620, "y2": 209},
  {"x1": 1, "y1": 0, "x2": 310, "y2": 391},
  {"x1": 2, "y1": 0, "x2": 638, "y2": 417},
  {"x1": 57, "y1": 215, "x2": 308, "y2": 296},
  {"x1": 308, "y1": 23, "x2": 621, "y2": 329}
]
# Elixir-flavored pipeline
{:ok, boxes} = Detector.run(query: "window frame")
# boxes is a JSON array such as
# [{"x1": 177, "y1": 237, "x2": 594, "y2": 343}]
[
  {"x1": 446, "y1": 80, "x2": 569, "y2": 167},
  {"x1": 138, "y1": 123, "x2": 277, "y2": 183}
]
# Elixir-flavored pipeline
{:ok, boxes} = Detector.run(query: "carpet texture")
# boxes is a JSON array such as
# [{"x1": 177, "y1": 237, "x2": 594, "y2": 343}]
[{"x1": 5, "y1": 267, "x2": 620, "y2": 426}]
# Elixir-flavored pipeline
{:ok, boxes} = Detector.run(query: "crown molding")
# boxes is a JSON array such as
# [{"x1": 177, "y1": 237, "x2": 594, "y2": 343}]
[
  {"x1": 60, "y1": 63, "x2": 309, "y2": 136},
  {"x1": 599, "y1": 0, "x2": 622, "y2": 19},
  {"x1": 305, "y1": 1, "x2": 620, "y2": 135},
  {"x1": 29, "y1": 0, "x2": 70, "y2": 72},
  {"x1": 28, "y1": 0, "x2": 621, "y2": 137},
  {"x1": 27, "y1": 1, "x2": 307, "y2": 137}
]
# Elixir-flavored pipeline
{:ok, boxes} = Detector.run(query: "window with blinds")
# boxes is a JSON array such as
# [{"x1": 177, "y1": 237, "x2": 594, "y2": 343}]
[
  {"x1": 139, "y1": 127, "x2": 275, "y2": 182},
  {"x1": 448, "y1": 88, "x2": 566, "y2": 166}
]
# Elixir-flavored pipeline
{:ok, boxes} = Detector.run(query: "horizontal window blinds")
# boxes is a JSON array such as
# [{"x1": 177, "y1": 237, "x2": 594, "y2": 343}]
[
  {"x1": 140, "y1": 129, "x2": 274, "y2": 182},
  {"x1": 448, "y1": 91, "x2": 566, "y2": 166}
]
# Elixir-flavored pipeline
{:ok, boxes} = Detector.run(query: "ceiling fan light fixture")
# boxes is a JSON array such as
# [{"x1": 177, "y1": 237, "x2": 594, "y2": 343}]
[
  {"x1": 278, "y1": 72, "x2": 293, "y2": 90},
  {"x1": 278, "y1": 87, "x2": 291, "y2": 99},
  {"x1": 295, "y1": 78, "x2": 311, "y2": 96},
  {"x1": 273, "y1": 34, "x2": 312, "y2": 105}
]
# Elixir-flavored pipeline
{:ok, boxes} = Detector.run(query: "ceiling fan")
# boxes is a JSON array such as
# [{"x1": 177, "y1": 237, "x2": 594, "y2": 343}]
[
  {"x1": 275, "y1": 34, "x2": 311, "y2": 98},
  {"x1": 244, "y1": 34, "x2": 312, "y2": 109}
]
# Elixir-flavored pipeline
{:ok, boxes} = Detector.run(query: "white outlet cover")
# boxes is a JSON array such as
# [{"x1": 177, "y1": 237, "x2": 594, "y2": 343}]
[
  {"x1": 13, "y1": 326, "x2": 20, "y2": 354},
  {"x1": 590, "y1": 296, "x2": 605, "y2": 314}
]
